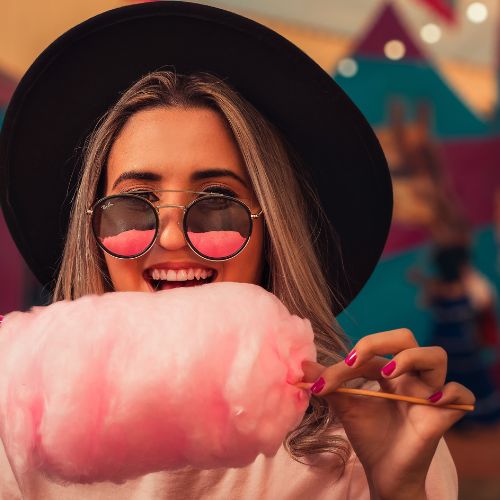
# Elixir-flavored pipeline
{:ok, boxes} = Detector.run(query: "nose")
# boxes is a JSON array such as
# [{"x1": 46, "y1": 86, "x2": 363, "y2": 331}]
[{"x1": 156, "y1": 207, "x2": 187, "y2": 252}]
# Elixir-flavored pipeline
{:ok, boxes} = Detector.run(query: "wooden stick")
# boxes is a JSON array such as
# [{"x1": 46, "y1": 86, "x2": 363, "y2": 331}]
[{"x1": 294, "y1": 383, "x2": 475, "y2": 412}]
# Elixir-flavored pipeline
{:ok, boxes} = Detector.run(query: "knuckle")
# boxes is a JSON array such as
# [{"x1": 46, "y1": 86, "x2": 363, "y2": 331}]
[
  {"x1": 394, "y1": 349, "x2": 409, "y2": 363},
  {"x1": 355, "y1": 335, "x2": 376, "y2": 353},
  {"x1": 447, "y1": 382, "x2": 476, "y2": 404},
  {"x1": 399, "y1": 328, "x2": 417, "y2": 345},
  {"x1": 354, "y1": 337, "x2": 369, "y2": 351},
  {"x1": 446, "y1": 381, "x2": 459, "y2": 391},
  {"x1": 469, "y1": 390, "x2": 477, "y2": 404},
  {"x1": 433, "y1": 346, "x2": 448, "y2": 363}
]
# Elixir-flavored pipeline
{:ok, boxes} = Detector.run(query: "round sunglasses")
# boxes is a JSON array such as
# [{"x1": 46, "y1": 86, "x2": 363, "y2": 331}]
[{"x1": 86, "y1": 189, "x2": 264, "y2": 261}]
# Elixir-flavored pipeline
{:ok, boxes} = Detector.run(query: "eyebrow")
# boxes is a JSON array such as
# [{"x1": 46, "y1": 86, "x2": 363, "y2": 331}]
[{"x1": 111, "y1": 168, "x2": 248, "y2": 190}]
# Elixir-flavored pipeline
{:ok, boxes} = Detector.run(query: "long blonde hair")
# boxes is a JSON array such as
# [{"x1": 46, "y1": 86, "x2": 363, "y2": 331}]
[{"x1": 54, "y1": 71, "x2": 352, "y2": 468}]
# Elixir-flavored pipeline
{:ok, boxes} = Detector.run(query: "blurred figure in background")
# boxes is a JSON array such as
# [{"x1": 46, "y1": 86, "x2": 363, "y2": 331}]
[
  {"x1": 392, "y1": 99, "x2": 500, "y2": 426},
  {"x1": 494, "y1": 188, "x2": 500, "y2": 275},
  {"x1": 490, "y1": 188, "x2": 500, "y2": 391},
  {"x1": 381, "y1": 99, "x2": 468, "y2": 239},
  {"x1": 416, "y1": 244, "x2": 500, "y2": 427}
]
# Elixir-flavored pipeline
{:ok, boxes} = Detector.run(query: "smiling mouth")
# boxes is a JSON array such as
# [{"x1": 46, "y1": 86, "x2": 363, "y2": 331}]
[{"x1": 144, "y1": 270, "x2": 217, "y2": 292}]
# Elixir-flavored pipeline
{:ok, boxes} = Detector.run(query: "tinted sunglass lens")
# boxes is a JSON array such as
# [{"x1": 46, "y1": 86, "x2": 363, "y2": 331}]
[
  {"x1": 185, "y1": 196, "x2": 251, "y2": 259},
  {"x1": 92, "y1": 196, "x2": 157, "y2": 257}
]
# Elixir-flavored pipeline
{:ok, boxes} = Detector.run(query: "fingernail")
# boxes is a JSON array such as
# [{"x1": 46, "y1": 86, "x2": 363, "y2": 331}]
[
  {"x1": 0, "y1": 315, "x2": 3, "y2": 324},
  {"x1": 381, "y1": 360, "x2": 396, "y2": 376},
  {"x1": 310, "y1": 377, "x2": 326, "y2": 394},
  {"x1": 344, "y1": 350, "x2": 357, "y2": 367},
  {"x1": 428, "y1": 391, "x2": 443, "y2": 403}
]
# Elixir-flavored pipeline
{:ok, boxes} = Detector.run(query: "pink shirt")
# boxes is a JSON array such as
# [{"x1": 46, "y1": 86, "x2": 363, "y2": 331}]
[{"x1": 1, "y1": 426, "x2": 457, "y2": 499}]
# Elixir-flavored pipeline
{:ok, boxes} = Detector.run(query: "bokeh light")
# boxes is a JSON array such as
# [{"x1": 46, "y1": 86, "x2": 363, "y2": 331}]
[
  {"x1": 420, "y1": 23, "x2": 442, "y2": 44},
  {"x1": 337, "y1": 57, "x2": 358, "y2": 77},
  {"x1": 466, "y1": 2, "x2": 488, "y2": 23},
  {"x1": 384, "y1": 39, "x2": 406, "y2": 60}
]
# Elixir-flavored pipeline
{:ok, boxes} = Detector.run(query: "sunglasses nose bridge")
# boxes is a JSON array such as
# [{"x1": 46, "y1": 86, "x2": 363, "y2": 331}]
[
  {"x1": 155, "y1": 203, "x2": 186, "y2": 229},
  {"x1": 155, "y1": 204, "x2": 188, "y2": 251},
  {"x1": 156, "y1": 203, "x2": 185, "y2": 210}
]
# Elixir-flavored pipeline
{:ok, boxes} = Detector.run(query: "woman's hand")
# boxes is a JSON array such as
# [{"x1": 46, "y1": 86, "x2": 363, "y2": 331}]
[{"x1": 303, "y1": 328, "x2": 475, "y2": 500}]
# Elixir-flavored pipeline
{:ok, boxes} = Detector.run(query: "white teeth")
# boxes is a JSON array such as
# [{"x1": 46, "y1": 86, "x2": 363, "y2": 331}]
[
  {"x1": 177, "y1": 269, "x2": 188, "y2": 281},
  {"x1": 148, "y1": 267, "x2": 214, "y2": 282}
]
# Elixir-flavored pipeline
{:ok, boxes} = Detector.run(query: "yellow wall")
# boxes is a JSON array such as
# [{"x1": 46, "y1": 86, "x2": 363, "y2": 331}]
[{"x1": 0, "y1": 0, "x2": 123, "y2": 77}]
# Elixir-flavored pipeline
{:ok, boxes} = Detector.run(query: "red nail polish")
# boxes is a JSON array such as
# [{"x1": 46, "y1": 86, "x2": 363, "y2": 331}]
[
  {"x1": 0, "y1": 315, "x2": 3, "y2": 324},
  {"x1": 344, "y1": 350, "x2": 357, "y2": 367},
  {"x1": 428, "y1": 391, "x2": 443, "y2": 403},
  {"x1": 381, "y1": 360, "x2": 396, "y2": 376},
  {"x1": 310, "y1": 377, "x2": 325, "y2": 394}
]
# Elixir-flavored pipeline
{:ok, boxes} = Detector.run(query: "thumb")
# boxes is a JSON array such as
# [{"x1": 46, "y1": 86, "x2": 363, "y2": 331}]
[{"x1": 301, "y1": 360, "x2": 326, "y2": 382}]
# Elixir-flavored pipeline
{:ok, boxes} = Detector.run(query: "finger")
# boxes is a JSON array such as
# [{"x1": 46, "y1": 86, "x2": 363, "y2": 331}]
[
  {"x1": 344, "y1": 328, "x2": 419, "y2": 369},
  {"x1": 379, "y1": 346, "x2": 448, "y2": 390},
  {"x1": 309, "y1": 356, "x2": 389, "y2": 396},
  {"x1": 301, "y1": 360, "x2": 325, "y2": 382},
  {"x1": 424, "y1": 382, "x2": 477, "y2": 433},
  {"x1": 427, "y1": 381, "x2": 476, "y2": 409}
]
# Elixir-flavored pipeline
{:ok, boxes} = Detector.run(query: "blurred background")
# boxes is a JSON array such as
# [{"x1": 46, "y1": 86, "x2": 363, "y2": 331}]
[{"x1": 1, "y1": 0, "x2": 499, "y2": 497}]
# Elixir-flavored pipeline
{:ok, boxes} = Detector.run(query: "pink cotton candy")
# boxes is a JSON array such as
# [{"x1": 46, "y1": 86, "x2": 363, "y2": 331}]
[
  {"x1": 187, "y1": 230, "x2": 246, "y2": 257},
  {"x1": 101, "y1": 228, "x2": 155, "y2": 255},
  {"x1": 0, "y1": 282, "x2": 316, "y2": 485}
]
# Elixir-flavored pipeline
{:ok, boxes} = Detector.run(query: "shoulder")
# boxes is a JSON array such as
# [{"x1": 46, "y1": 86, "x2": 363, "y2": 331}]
[
  {"x1": 344, "y1": 436, "x2": 457, "y2": 500},
  {"x1": 425, "y1": 437, "x2": 458, "y2": 499}
]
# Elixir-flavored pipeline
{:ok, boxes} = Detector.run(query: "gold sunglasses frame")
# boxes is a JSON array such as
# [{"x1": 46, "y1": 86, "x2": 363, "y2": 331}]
[{"x1": 86, "y1": 188, "x2": 264, "y2": 261}]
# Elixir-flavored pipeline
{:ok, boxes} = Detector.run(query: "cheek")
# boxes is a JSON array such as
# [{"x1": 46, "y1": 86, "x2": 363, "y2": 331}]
[
  {"x1": 221, "y1": 219, "x2": 265, "y2": 284},
  {"x1": 104, "y1": 255, "x2": 145, "y2": 291}
]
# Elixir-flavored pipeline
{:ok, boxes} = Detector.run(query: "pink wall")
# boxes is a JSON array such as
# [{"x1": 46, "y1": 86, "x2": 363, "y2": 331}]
[{"x1": 0, "y1": 210, "x2": 25, "y2": 314}]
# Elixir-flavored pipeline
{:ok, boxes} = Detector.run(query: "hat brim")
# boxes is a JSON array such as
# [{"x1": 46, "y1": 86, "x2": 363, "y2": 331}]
[{"x1": 0, "y1": 1, "x2": 392, "y2": 313}]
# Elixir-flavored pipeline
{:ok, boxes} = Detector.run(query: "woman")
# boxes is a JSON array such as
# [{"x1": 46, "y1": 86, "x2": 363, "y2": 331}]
[{"x1": 0, "y1": 2, "x2": 473, "y2": 499}]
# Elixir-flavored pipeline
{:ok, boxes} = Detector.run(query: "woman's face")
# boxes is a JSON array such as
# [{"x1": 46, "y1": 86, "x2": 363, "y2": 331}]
[{"x1": 103, "y1": 106, "x2": 265, "y2": 292}]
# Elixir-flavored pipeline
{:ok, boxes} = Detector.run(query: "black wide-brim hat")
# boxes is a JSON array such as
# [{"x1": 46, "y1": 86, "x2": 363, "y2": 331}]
[{"x1": 0, "y1": 1, "x2": 392, "y2": 312}]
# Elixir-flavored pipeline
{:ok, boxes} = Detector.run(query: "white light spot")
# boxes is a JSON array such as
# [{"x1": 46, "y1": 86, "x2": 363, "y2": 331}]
[
  {"x1": 466, "y1": 2, "x2": 488, "y2": 23},
  {"x1": 337, "y1": 58, "x2": 358, "y2": 78},
  {"x1": 420, "y1": 23, "x2": 442, "y2": 44},
  {"x1": 384, "y1": 40, "x2": 406, "y2": 60}
]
